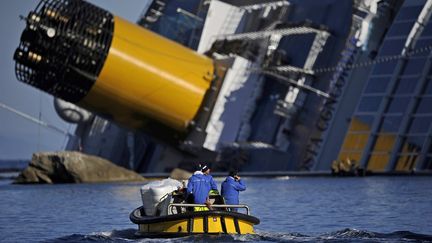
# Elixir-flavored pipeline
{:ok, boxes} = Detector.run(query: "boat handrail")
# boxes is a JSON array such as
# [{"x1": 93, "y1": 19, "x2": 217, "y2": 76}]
[{"x1": 168, "y1": 203, "x2": 251, "y2": 215}]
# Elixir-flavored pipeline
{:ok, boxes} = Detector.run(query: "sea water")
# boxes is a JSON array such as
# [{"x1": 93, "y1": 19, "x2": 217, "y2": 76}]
[{"x1": 0, "y1": 176, "x2": 431, "y2": 242}]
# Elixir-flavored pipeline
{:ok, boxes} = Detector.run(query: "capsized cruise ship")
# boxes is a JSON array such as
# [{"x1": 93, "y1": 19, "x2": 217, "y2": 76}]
[{"x1": 16, "y1": 0, "x2": 432, "y2": 174}]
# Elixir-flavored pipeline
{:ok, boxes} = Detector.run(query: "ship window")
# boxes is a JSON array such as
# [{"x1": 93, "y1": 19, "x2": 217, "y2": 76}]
[
  {"x1": 364, "y1": 76, "x2": 391, "y2": 93},
  {"x1": 386, "y1": 97, "x2": 410, "y2": 113},
  {"x1": 367, "y1": 153, "x2": 390, "y2": 171},
  {"x1": 402, "y1": 57, "x2": 428, "y2": 75},
  {"x1": 424, "y1": 156, "x2": 432, "y2": 170},
  {"x1": 358, "y1": 96, "x2": 383, "y2": 112},
  {"x1": 395, "y1": 155, "x2": 419, "y2": 171},
  {"x1": 377, "y1": 39, "x2": 405, "y2": 56},
  {"x1": 349, "y1": 115, "x2": 375, "y2": 131},
  {"x1": 387, "y1": 21, "x2": 415, "y2": 37},
  {"x1": 424, "y1": 77, "x2": 432, "y2": 95},
  {"x1": 396, "y1": 5, "x2": 423, "y2": 21},
  {"x1": 372, "y1": 133, "x2": 397, "y2": 152},
  {"x1": 408, "y1": 116, "x2": 432, "y2": 134},
  {"x1": 414, "y1": 38, "x2": 432, "y2": 54},
  {"x1": 341, "y1": 133, "x2": 370, "y2": 150},
  {"x1": 395, "y1": 76, "x2": 419, "y2": 94},
  {"x1": 371, "y1": 59, "x2": 399, "y2": 75},
  {"x1": 404, "y1": 135, "x2": 426, "y2": 149},
  {"x1": 379, "y1": 115, "x2": 402, "y2": 133},
  {"x1": 416, "y1": 97, "x2": 432, "y2": 113},
  {"x1": 421, "y1": 22, "x2": 432, "y2": 37}
]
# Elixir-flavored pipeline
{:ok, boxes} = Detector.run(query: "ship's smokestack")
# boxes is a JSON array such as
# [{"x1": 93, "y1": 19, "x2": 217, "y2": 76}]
[
  {"x1": 14, "y1": 0, "x2": 216, "y2": 144},
  {"x1": 14, "y1": 0, "x2": 113, "y2": 103}
]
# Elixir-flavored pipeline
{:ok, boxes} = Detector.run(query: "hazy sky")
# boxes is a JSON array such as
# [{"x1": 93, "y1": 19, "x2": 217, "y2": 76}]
[{"x1": 0, "y1": 0, "x2": 151, "y2": 160}]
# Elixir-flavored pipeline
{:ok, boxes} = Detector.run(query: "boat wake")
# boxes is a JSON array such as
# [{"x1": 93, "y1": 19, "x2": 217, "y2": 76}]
[
  {"x1": 41, "y1": 228, "x2": 432, "y2": 242},
  {"x1": 254, "y1": 228, "x2": 432, "y2": 242}
]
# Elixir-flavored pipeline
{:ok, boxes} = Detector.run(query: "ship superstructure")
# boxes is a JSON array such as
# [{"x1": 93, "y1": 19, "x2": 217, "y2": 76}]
[
  {"x1": 14, "y1": 0, "x2": 432, "y2": 174},
  {"x1": 336, "y1": 0, "x2": 432, "y2": 172}
]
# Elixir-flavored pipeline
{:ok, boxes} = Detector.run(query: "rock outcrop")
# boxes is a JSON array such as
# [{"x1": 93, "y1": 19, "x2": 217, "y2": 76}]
[
  {"x1": 169, "y1": 168, "x2": 192, "y2": 181},
  {"x1": 14, "y1": 151, "x2": 146, "y2": 184}
]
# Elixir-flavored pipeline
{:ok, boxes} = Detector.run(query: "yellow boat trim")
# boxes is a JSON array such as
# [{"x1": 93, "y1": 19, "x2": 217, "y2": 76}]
[{"x1": 137, "y1": 215, "x2": 255, "y2": 235}]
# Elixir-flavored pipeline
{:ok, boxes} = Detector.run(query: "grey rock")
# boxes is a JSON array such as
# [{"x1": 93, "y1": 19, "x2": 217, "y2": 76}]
[{"x1": 14, "y1": 151, "x2": 146, "y2": 184}]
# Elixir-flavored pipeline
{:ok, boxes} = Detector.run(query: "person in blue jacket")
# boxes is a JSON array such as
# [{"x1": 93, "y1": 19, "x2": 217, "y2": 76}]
[
  {"x1": 221, "y1": 170, "x2": 246, "y2": 212},
  {"x1": 187, "y1": 164, "x2": 218, "y2": 211}
]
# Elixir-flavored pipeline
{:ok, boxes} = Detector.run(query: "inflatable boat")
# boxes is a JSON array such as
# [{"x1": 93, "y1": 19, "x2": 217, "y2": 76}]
[{"x1": 129, "y1": 178, "x2": 260, "y2": 237}]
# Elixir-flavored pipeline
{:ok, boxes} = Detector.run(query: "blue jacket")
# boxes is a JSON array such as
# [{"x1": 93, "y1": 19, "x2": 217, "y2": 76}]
[
  {"x1": 187, "y1": 172, "x2": 218, "y2": 204},
  {"x1": 221, "y1": 177, "x2": 246, "y2": 205}
]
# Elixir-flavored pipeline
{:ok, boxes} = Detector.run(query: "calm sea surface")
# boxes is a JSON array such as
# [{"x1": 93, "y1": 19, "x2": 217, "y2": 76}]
[{"x1": 0, "y1": 176, "x2": 431, "y2": 242}]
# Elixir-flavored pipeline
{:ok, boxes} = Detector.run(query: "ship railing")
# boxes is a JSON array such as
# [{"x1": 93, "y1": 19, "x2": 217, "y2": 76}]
[{"x1": 168, "y1": 203, "x2": 251, "y2": 215}]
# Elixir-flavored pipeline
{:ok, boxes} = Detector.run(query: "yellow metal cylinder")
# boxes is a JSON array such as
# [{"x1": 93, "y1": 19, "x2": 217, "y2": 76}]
[{"x1": 79, "y1": 16, "x2": 214, "y2": 132}]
